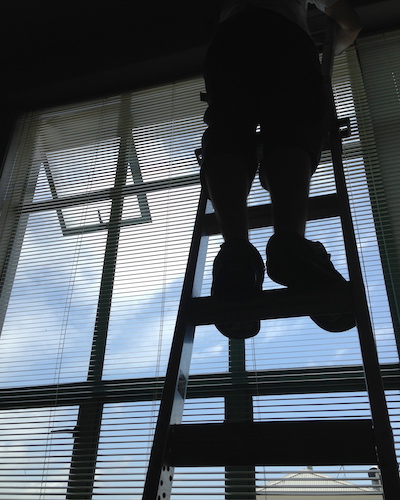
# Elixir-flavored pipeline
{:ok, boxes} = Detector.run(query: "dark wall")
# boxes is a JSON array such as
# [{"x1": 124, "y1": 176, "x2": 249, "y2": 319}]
[
  {"x1": 3, "y1": 0, "x2": 399, "y2": 103},
  {"x1": 1, "y1": 0, "x2": 399, "y2": 167},
  {"x1": 2, "y1": 0, "x2": 222, "y2": 98}
]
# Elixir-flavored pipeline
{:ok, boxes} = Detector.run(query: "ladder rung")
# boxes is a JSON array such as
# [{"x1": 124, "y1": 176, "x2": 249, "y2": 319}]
[
  {"x1": 203, "y1": 193, "x2": 340, "y2": 236},
  {"x1": 190, "y1": 286, "x2": 353, "y2": 326},
  {"x1": 167, "y1": 420, "x2": 376, "y2": 467}
]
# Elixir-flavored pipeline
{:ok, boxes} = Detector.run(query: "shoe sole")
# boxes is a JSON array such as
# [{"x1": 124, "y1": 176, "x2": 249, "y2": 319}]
[
  {"x1": 212, "y1": 241, "x2": 264, "y2": 339},
  {"x1": 267, "y1": 234, "x2": 356, "y2": 332}
]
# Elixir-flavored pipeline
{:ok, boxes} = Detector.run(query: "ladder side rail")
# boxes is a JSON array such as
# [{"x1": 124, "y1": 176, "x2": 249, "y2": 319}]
[
  {"x1": 142, "y1": 189, "x2": 209, "y2": 500},
  {"x1": 330, "y1": 108, "x2": 400, "y2": 498},
  {"x1": 322, "y1": 19, "x2": 400, "y2": 499}
]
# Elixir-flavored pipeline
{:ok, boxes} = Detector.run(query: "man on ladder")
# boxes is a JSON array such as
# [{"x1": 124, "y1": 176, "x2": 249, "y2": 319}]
[{"x1": 201, "y1": 0, "x2": 362, "y2": 339}]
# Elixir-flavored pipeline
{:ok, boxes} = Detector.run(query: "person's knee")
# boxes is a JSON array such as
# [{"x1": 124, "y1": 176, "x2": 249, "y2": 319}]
[
  {"x1": 258, "y1": 146, "x2": 314, "y2": 191},
  {"x1": 201, "y1": 153, "x2": 258, "y2": 196},
  {"x1": 260, "y1": 146, "x2": 314, "y2": 175}
]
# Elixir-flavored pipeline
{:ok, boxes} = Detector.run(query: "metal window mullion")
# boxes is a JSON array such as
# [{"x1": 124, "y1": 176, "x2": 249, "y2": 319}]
[
  {"x1": 43, "y1": 157, "x2": 68, "y2": 234},
  {"x1": 20, "y1": 173, "x2": 200, "y2": 215},
  {"x1": 88, "y1": 94, "x2": 132, "y2": 383},
  {"x1": 66, "y1": 94, "x2": 133, "y2": 500},
  {"x1": 225, "y1": 339, "x2": 256, "y2": 500},
  {"x1": 66, "y1": 402, "x2": 103, "y2": 500},
  {"x1": 0, "y1": 362, "x2": 398, "y2": 411},
  {"x1": 129, "y1": 142, "x2": 152, "y2": 223}
]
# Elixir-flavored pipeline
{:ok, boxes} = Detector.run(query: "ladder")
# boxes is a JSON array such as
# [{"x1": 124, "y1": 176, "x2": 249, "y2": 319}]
[{"x1": 142, "y1": 20, "x2": 400, "y2": 500}]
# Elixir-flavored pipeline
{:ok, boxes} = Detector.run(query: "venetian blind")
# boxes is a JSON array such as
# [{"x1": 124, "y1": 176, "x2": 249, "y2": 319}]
[
  {"x1": 0, "y1": 79, "x2": 206, "y2": 498},
  {"x1": 0, "y1": 34, "x2": 399, "y2": 499}
]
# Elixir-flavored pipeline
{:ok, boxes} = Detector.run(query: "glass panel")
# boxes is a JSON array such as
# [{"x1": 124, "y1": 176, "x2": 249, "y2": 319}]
[
  {"x1": 103, "y1": 185, "x2": 201, "y2": 380},
  {"x1": 256, "y1": 466, "x2": 384, "y2": 497},
  {"x1": 0, "y1": 406, "x2": 78, "y2": 499},
  {"x1": 172, "y1": 468, "x2": 226, "y2": 500},
  {"x1": 41, "y1": 138, "x2": 120, "y2": 199},
  {"x1": 131, "y1": 117, "x2": 204, "y2": 183},
  {"x1": 182, "y1": 398, "x2": 225, "y2": 424},
  {"x1": 0, "y1": 210, "x2": 107, "y2": 388},
  {"x1": 253, "y1": 392, "x2": 371, "y2": 421},
  {"x1": 61, "y1": 199, "x2": 113, "y2": 232},
  {"x1": 93, "y1": 401, "x2": 159, "y2": 499}
]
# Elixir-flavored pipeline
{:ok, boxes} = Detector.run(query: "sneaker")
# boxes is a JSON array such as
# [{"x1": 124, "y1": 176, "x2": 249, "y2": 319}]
[
  {"x1": 266, "y1": 232, "x2": 356, "y2": 332},
  {"x1": 211, "y1": 239, "x2": 265, "y2": 339}
]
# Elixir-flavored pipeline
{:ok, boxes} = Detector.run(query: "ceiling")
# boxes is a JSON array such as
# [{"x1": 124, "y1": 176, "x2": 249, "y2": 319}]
[{"x1": 1, "y1": 0, "x2": 399, "y2": 106}]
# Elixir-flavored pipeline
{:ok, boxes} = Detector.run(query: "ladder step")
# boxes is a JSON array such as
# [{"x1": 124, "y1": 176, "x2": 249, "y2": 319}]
[
  {"x1": 204, "y1": 193, "x2": 340, "y2": 236},
  {"x1": 190, "y1": 286, "x2": 353, "y2": 326},
  {"x1": 167, "y1": 420, "x2": 376, "y2": 467}
]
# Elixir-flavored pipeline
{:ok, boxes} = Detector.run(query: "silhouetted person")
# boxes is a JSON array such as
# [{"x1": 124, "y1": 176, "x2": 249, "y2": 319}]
[{"x1": 201, "y1": 0, "x2": 362, "y2": 338}]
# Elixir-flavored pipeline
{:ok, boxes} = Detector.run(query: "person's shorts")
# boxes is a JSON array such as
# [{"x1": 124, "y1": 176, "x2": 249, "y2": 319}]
[{"x1": 201, "y1": 8, "x2": 328, "y2": 176}]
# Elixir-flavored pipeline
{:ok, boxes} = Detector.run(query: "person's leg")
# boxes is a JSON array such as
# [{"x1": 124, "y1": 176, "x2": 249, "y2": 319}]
[
  {"x1": 260, "y1": 148, "x2": 356, "y2": 332},
  {"x1": 201, "y1": 9, "x2": 263, "y2": 244},
  {"x1": 259, "y1": 147, "x2": 313, "y2": 237},
  {"x1": 201, "y1": 122, "x2": 264, "y2": 339},
  {"x1": 202, "y1": 152, "x2": 258, "y2": 242},
  {"x1": 199, "y1": 9, "x2": 283, "y2": 338},
  {"x1": 201, "y1": 141, "x2": 265, "y2": 339}
]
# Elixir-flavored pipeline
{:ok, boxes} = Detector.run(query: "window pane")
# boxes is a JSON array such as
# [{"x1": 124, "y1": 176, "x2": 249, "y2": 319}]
[
  {"x1": 103, "y1": 185, "x2": 201, "y2": 380},
  {"x1": 93, "y1": 401, "x2": 159, "y2": 499},
  {"x1": 0, "y1": 406, "x2": 78, "y2": 499},
  {"x1": 0, "y1": 211, "x2": 107, "y2": 387}
]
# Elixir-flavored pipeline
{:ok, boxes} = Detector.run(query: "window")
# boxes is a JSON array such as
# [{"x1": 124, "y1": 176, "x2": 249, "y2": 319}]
[{"x1": 0, "y1": 35, "x2": 399, "y2": 498}]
